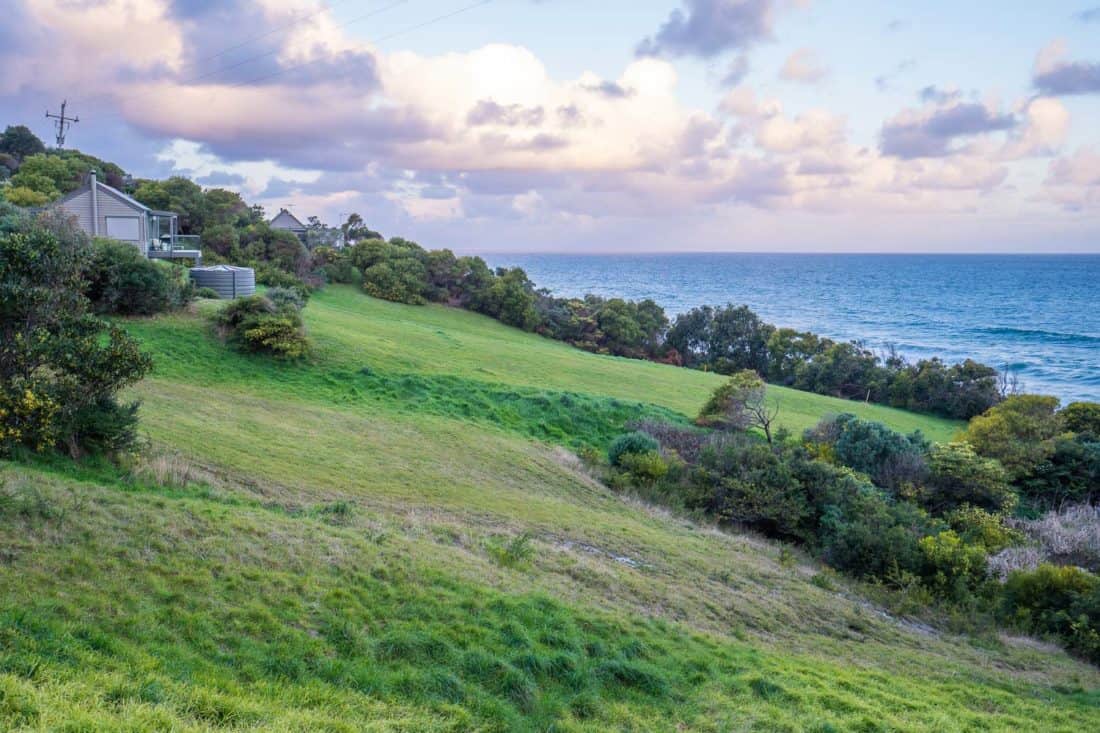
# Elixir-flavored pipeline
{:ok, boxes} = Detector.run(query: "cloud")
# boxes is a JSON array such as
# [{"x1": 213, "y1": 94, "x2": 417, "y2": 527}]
[
  {"x1": 1043, "y1": 147, "x2": 1100, "y2": 210},
  {"x1": 1001, "y1": 97, "x2": 1069, "y2": 159},
  {"x1": 880, "y1": 102, "x2": 1016, "y2": 159},
  {"x1": 779, "y1": 48, "x2": 828, "y2": 84},
  {"x1": 637, "y1": 0, "x2": 775, "y2": 58},
  {"x1": 196, "y1": 170, "x2": 248, "y2": 186},
  {"x1": 918, "y1": 86, "x2": 961, "y2": 104},
  {"x1": 721, "y1": 54, "x2": 751, "y2": 87},
  {"x1": 1032, "y1": 40, "x2": 1100, "y2": 96},
  {"x1": 467, "y1": 100, "x2": 545, "y2": 127}
]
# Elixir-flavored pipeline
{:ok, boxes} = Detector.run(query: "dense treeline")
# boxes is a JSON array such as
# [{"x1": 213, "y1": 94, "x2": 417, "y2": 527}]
[
  {"x1": 666, "y1": 305, "x2": 1002, "y2": 419},
  {"x1": 603, "y1": 377, "x2": 1100, "y2": 663}
]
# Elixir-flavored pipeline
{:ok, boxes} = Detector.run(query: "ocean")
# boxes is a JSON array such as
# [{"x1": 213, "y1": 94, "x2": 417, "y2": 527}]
[{"x1": 482, "y1": 254, "x2": 1100, "y2": 404}]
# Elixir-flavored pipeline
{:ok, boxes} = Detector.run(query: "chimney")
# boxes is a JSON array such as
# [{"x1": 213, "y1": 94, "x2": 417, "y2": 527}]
[{"x1": 90, "y1": 170, "x2": 99, "y2": 237}]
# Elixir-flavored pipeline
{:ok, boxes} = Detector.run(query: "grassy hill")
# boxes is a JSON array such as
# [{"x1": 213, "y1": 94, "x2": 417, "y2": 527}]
[{"x1": 1, "y1": 286, "x2": 1095, "y2": 731}]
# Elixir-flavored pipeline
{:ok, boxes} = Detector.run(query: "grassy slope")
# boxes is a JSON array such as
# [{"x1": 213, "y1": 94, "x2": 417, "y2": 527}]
[{"x1": 1, "y1": 287, "x2": 1095, "y2": 731}]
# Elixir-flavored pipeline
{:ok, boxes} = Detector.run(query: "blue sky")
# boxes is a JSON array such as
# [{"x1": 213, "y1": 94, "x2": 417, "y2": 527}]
[{"x1": 3, "y1": 0, "x2": 1099, "y2": 252}]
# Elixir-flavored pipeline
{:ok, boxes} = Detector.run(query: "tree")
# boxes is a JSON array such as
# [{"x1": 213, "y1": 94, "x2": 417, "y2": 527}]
[
  {"x1": 0, "y1": 125, "x2": 45, "y2": 162},
  {"x1": 698, "y1": 369, "x2": 780, "y2": 443},
  {"x1": 0, "y1": 209, "x2": 152, "y2": 457},
  {"x1": 965, "y1": 394, "x2": 1062, "y2": 480}
]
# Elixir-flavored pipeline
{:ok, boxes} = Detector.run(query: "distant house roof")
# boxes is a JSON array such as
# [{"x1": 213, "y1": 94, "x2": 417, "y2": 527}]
[{"x1": 269, "y1": 208, "x2": 307, "y2": 233}]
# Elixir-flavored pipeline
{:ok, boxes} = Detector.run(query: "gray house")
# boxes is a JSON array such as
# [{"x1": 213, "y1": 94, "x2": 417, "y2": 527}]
[
  {"x1": 55, "y1": 171, "x2": 201, "y2": 263},
  {"x1": 269, "y1": 208, "x2": 307, "y2": 243}
]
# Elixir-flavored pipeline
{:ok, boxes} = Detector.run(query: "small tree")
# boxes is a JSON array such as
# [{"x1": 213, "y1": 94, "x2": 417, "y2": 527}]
[{"x1": 698, "y1": 370, "x2": 781, "y2": 443}]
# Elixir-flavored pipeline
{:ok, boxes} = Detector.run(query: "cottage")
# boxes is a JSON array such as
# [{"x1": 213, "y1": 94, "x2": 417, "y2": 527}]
[
  {"x1": 269, "y1": 208, "x2": 308, "y2": 243},
  {"x1": 54, "y1": 171, "x2": 202, "y2": 263}
]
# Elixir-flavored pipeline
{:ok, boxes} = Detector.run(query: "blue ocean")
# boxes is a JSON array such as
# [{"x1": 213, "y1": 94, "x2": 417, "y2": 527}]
[{"x1": 483, "y1": 254, "x2": 1100, "y2": 404}]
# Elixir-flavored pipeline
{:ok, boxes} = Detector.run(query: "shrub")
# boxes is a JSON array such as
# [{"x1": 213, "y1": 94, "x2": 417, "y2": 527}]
[
  {"x1": 214, "y1": 295, "x2": 310, "y2": 360},
  {"x1": 607, "y1": 432, "x2": 659, "y2": 467},
  {"x1": 1062, "y1": 401, "x2": 1100, "y2": 438},
  {"x1": 812, "y1": 414, "x2": 928, "y2": 491},
  {"x1": 195, "y1": 287, "x2": 219, "y2": 299},
  {"x1": 1, "y1": 214, "x2": 152, "y2": 458},
  {"x1": 999, "y1": 564, "x2": 1100, "y2": 662},
  {"x1": 85, "y1": 238, "x2": 191, "y2": 315},
  {"x1": 965, "y1": 394, "x2": 1062, "y2": 480},
  {"x1": 921, "y1": 442, "x2": 1016, "y2": 514},
  {"x1": 485, "y1": 532, "x2": 536, "y2": 568},
  {"x1": 692, "y1": 437, "x2": 810, "y2": 539},
  {"x1": 618, "y1": 450, "x2": 670, "y2": 484},
  {"x1": 919, "y1": 530, "x2": 989, "y2": 598},
  {"x1": 265, "y1": 286, "x2": 307, "y2": 311}
]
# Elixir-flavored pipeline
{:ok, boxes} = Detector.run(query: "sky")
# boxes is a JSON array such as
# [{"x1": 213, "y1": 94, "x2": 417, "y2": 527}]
[{"x1": 2, "y1": 0, "x2": 1100, "y2": 253}]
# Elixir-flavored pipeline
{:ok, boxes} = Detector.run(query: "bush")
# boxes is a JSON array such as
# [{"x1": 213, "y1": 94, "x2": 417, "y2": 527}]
[
  {"x1": 214, "y1": 295, "x2": 310, "y2": 360},
  {"x1": 1062, "y1": 401, "x2": 1100, "y2": 438},
  {"x1": 999, "y1": 564, "x2": 1100, "y2": 662},
  {"x1": 607, "y1": 432, "x2": 659, "y2": 467},
  {"x1": 195, "y1": 287, "x2": 219, "y2": 299},
  {"x1": 921, "y1": 442, "x2": 1016, "y2": 514},
  {"x1": 85, "y1": 239, "x2": 192, "y2": 315},
  {"x1": 919, "y1": 530, "x2": 990, "y2": 599},
  {"x1": 1, "y1": 213, "x2": 152, "y2": 458},
  {"x1": 618, "y1": 450, "x2": 670, "y2": 484},
  {"x1": 965, "y1": 395, "x2": 1062, "y2": 480},
  {"x1": 811, "y1": 414, "x2": 928, "y2": 491},
  {"x1": 265, "y1": 286, "x2": 307, "y2": 311}
]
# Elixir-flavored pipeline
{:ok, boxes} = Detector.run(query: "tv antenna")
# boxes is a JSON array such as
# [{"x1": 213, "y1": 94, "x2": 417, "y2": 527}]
[{"x1": 46, "y1": 100, "x2": 79, "y2": 148}]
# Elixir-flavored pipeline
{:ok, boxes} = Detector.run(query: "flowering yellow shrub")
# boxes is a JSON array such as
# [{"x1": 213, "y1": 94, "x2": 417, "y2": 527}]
[{"x1": 0, "y1": 387, "x2": 60, "y2": 454}]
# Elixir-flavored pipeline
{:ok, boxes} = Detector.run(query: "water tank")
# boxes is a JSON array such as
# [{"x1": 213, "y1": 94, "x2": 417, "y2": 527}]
[{"x1": 189, "y1": 265, "x2": 256, "y2": 299}]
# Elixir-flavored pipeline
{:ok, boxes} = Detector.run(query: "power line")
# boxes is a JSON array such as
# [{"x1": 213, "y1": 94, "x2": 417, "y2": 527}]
[{"x1": 189, "y1": 0, "x2": 359, "y2": 69}]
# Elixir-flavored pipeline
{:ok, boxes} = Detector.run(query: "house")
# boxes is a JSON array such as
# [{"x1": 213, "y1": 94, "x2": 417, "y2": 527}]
[
  {"x1": 54, "y1": 171, "x2": 201, "y2": 263},
  {"x1": 269, "y1": 208, "x2": 308, "y2": 244}
]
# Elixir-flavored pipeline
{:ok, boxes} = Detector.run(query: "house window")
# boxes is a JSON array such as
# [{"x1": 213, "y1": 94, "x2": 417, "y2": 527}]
[{"x1": 105, "y1": 216, "x2": 141, "y2": 242}]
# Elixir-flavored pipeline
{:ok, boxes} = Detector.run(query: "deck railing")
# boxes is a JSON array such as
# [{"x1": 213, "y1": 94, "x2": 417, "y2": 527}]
[{"x1": 153, "y1": 234, "x2": 202, "y2": 253}]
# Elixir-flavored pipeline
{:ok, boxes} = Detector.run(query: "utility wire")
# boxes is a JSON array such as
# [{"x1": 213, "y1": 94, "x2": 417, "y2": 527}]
[{"x1": 188, "y1": 0, "x2": 359, "y2": 68}]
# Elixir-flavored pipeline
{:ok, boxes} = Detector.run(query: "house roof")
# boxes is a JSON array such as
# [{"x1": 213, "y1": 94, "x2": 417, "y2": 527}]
[
  {"x1": 56, "y1": 173, "x2": 170, "y2": 216},
  {"x1": 270, "y1": 208, "x2": 307, "y2": 232}
]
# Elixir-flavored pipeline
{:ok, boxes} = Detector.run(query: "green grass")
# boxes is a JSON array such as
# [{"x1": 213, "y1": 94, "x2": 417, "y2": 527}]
[
  {"x1": 125, "y1": 286, "x2": 962, "y2": 444},
  {"x1": 1, "y1": 286, "x2": 1094, "y2": 731}
]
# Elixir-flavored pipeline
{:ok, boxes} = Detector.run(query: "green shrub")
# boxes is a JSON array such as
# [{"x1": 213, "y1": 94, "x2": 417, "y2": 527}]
[
  {"x1": 999, "y1": 564, "x2": 1100, "y2": 662},
  {"x1": 485, "y1": 532, "x2": 536, "y2": 568},
  {"x1": 265, "y1": 286, "x2": 307, "y2": 311},
  {"x1": 922, "y1": 442, "x2": 1016, "y2": 514},
  {"x1": 1062, "y1": 401, "x2": 1100, "y2": 438},
  {"x1": 918, "y1": 530, "x2": 989, "y2": 598},
  {"x1": 618, "y1": 450, "x2": 670, "y2": 484},
  {"x1": 1, "y1": 215, "x2": 152, "y2": 459},
  {"x1": 195, "y1": 286, "x2": 219, "y2": 299},
  {"x1": 214, "y1": 295, "x2": 310, "y2": 360},
  {"x1": 85, "y1": 239, "x2": 191, "y2": 315},
  {"x1": 816, "y1": 414, "x2": 929, "y2": 491},
  {"x1": 608, "y1": 432, "x2": 659, "y2": 467}
]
